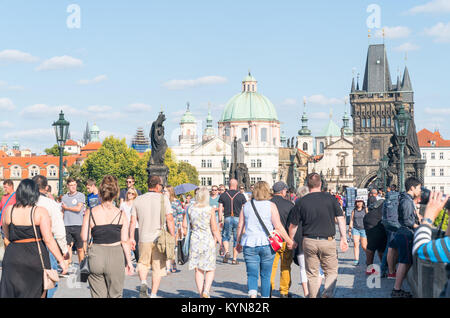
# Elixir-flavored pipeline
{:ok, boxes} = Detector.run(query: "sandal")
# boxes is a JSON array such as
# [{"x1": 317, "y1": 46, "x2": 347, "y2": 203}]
[
  {"x1": 223, "y1": 253, "x2": 230, "y2": 263},
  {"x1": 171, "y1": 267, "x2": 178, "y2": 273},
  {"x1": 231, "y1": 259, "x2": 239, "y2": 265}
]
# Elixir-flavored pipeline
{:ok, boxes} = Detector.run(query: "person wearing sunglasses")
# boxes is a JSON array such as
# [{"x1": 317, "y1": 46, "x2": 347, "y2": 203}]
[{"x1": 119, "y1": 176, "x2": 142, "y2": 206}]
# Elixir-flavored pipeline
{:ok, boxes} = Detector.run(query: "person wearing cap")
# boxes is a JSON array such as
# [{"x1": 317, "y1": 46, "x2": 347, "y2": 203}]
[
  {"x1": 269, "y1": 181, "x2": 295, "y2": 298},
  {"x1": 349, "y1": 199, "x2": 368, "y2": 266}
]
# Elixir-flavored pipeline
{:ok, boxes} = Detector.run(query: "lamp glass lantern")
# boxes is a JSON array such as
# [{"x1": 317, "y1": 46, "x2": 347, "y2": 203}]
[
  {"x1": 52, "y1": 111, "x2": 70, "y2": 147},
  {"x1": 394, "y1": 105, "x2": 411, "y2": 140}
]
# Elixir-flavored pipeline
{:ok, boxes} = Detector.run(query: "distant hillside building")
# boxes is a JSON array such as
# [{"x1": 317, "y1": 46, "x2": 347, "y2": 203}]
[{"x1": 131, "y1": 127, "x2": 150, "y2": 153}]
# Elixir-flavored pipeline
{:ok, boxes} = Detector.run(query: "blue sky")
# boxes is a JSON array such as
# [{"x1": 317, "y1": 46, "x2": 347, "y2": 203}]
[{"x1": 0, "y1": 0, "x2": 449, "y2": 153}]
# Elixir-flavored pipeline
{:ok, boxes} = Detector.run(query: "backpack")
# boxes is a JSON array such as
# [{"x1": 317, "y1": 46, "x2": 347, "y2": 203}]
[{"x1": 381, "y1": 191, "x2": 401, "y2": 232}]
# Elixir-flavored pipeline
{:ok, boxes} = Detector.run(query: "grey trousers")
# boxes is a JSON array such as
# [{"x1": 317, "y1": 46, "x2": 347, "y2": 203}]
[{"x1": 88, "y1": 244, "x2": 125, "y2": 298}]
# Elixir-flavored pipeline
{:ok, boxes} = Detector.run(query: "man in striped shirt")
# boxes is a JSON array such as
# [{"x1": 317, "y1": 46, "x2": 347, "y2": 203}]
[{"x1": 413, "y1": 191, "x2": 450, "y2": 298}]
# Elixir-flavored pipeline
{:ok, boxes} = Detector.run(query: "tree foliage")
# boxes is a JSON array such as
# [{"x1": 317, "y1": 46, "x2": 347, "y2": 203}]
[
  {"x1": 434, "y1": 210, "x2": 449, "y2": 232},
  {"x1": 45, "y1": 144, "x2": 70, "y2": 156},
  {"x1": 64, "y1": 163, "x2": 87, "y2": 194}
]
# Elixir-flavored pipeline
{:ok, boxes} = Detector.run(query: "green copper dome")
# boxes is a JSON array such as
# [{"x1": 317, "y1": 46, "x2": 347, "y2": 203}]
[
  {"x1": 319, "y1": 118, "x2": 341, "y2": 137},
  {"x1": 220, "y1": 73, "x2": 278, "y2": 122},
  {"x1": 181, "y1": 102, "x2": 196, "y2": 123}
]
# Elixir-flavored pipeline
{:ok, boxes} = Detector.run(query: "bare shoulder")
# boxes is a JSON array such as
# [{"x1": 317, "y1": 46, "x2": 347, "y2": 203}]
[{"x1": 35, "y1": 205, "x2": 49, "y2": 216}]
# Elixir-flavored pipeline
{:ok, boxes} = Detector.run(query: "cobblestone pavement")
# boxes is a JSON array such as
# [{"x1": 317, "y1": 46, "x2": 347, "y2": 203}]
[{"x1": 50, "y1": 228, "x2": 409, "y2": 298}]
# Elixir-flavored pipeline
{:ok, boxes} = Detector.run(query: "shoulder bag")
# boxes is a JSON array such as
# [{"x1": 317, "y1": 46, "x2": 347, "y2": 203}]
[
  {"x1": 250, "y1": 199, "x2": 283, "y2": 252},
  {"x1": 31, "y1": 206, "x2": 60, "y2": 291},
  {"x1": 178, "y1": 206, "x2": 191, "y2": 265},
  {"x1": 79, "y1": 208, "x2": 92, "y2": 283},
  {"x1": 156, "y1": 194, "x2": 176, "y2": 260}
]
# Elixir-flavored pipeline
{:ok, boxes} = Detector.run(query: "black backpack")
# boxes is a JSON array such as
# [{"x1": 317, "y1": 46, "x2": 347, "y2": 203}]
[{"x1": 381, "y1": 191, "x2": 401, "y2": 232}]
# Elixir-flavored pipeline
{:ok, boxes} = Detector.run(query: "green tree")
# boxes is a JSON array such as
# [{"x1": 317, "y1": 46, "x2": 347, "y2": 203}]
[
  {"x1": 81, "y1": 136, "x2": 142, "y2": 193},
  {"x1": 45, "y1": 144, "x2": 69, "y2": 156},
  {"x1": 177, "y1": 161, "x2": 199, "y2": 185},
  {"x1": 434, "y1": 210, "x2": 449, "y2": 232},
  {"x1": 63, "y1": 163, "x2": 88, "y2": 195}
]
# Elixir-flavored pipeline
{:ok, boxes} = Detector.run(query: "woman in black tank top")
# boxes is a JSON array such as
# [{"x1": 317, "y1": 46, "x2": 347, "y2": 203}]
[
  {"x1": 81, "y1": 175, "x2": 134, "y2": 298},
  {"x1": 348, "y1": 199, "x2": 368, "y2": 266},
  {"x1": 0, "y1": 179, "x2": 68, "y2": 298}
]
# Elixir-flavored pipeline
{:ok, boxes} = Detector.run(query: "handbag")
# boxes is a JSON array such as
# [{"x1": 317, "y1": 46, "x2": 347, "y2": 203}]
[
  {"x1": 31, "y1": 206, "x2": 60, "y2": 291},
  {"x1": 156, "y1": 194, "x2": 176, "y2": 260},
  {"x1": 250, "y1": 199, "x2": 284, "y2": 252},
  {"x1": 79, "y1": 208, "x2": 92, "y2": 283},
  {"x1": 178, "y1": 206, "x2": 191, "y2": 265}
]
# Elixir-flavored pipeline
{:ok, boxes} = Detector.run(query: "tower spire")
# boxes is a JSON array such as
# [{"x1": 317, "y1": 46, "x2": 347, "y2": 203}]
[{"x1": 298, "y1": 97, "x2": 311, "y2": 136}]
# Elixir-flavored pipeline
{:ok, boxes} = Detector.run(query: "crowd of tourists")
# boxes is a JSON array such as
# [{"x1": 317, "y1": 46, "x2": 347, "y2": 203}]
[{"x1": 0, "y1": 172, "x2": 448, "y2": 298}]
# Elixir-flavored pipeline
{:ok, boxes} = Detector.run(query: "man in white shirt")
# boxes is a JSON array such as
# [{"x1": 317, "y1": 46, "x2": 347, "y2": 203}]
[{"x1": 32, "y1": 175, "x2": 69, "y2": 297}]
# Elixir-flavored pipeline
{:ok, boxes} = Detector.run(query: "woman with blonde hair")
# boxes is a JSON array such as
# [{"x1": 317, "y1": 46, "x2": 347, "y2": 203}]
[
  {"x1": 182, "y1": 186, "x2": 222, "y2": 298},
  {"x1": 165, "y1": 185, "x2": 184, "y2": 273},
  {"x1": 236, "y1": 181, "x2": 295, "y2": 298},
  {"x1": 120, "y1": 187, "x2": 139, "y2": 262},
  {"x1": 81, "y1": 175, "x2": 134, "y2": 298}
]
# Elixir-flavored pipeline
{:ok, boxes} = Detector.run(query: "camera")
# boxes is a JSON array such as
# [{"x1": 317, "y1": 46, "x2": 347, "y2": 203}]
[{"x1": 420, "y1": 187, "x2": 450, "y2": 210}]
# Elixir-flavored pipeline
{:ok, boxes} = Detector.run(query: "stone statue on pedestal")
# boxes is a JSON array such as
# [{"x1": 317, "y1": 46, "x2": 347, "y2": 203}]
[
  {"x1": 147, "y1": 112, "x2": 170, "y2": 185},
  {"x1": 229, "y1": 137, "x2": 250, "y2": 190}
]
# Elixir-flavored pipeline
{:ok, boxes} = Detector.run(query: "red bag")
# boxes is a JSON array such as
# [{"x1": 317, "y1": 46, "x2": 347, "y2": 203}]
[{"x1": 250, "y1": 200, "x2": 284, "y2": 252}]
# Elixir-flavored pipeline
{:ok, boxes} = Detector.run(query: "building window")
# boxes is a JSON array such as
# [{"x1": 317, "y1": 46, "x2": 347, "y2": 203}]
[
  {"x1": 224, "y1": 127, "x2": 230, "y2": 136},
  {"x1": 225, "y1": 177, "x2": 229, "y2": 184},
  {"x1": 251, "y1": 177, "x2": 256, "y2": 184},
  {"x1": 257, "y1": 177, "x2": 262, "y2": 182},
  {"x1": 207, "y1": 177, "x2": 212, "y2": 186},
  {"x1": 366, "y1": 118, "x2": 371, "y2": 128},
  {"x1": 381, "y1": 117, "x2": 386, "y2": 127},
  {"x1": 201, "y1": 177, "x2": 206, "y2": 186},
  {"x1": 340, "y1": 168, "x2": 345, "y2": 177},
  {"x1": 431, "y1": 153, "x2": 435, "y2": 160},
  {"x1": 422, "y1": 153, "x2": 426, "y2": 160},
  {"x1": 432, "y1": 186, "x2": 436, "y2": 191},
  {"x1": 242, "y1": 128, "x2": 249, "y2": 142},
  {"x1": 387, "y1": 118, "x2": 391, "y2": 127},
  {"x1": 431, "y1": 168, "x2": 435, "y2": 176},
  {"x1": 261, "y1": 128, "x2": 267, "y2": 142},
  {"x1": 440, "y1": 186, "x2": 445, "y2": 193},
  {"x1": 251, "y1": 160, "x2": 256, "y2": 168},
  {"x1": 11, "y1": 166, "x2": 21, "y2": 178},
  {"x1": 319, "y1": 142, "x2": 324, "y2": 154},
  {"x1": 252, "y1": 84, "x2": 255, "y2": 91},
  {"x1": 257, "y1": 159, "x2": 262, "y2": 168},
  {"x1": 201, "y1": 160, "x2": 206, "y2": 168},
  {"x1": 207, "y1": 160, "x2": 212, "y2": 168},
  {"x1": 30, "y1": 166, "x2": 39, "y2": 177},
  {"x1": 303, "y1": 142, "x2": 308, "y2": 151},
  {"x1": 440, "y1": 168, "x2": 444, "y2": 176},
  {"x1": 361, "y1": 118, "x2": 366, "y2": 128},
  {"x1": 440, "y1": 152, "x2": 444, "y2": 160}
]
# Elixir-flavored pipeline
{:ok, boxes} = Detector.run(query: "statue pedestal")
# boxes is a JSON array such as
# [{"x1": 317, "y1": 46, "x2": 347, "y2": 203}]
[{"x1": 147, "y1": 164, "x2": 170, "y2": 186}]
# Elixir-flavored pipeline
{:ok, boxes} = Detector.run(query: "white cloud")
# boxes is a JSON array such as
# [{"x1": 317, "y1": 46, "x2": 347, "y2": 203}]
[
  {"x1": 306, "y1": 94, "x2": 344, "y2": 106},
  {"x1": 35, "y1": 55, "x2": 83, "y2": 71},
  {"x1": 78, "y1": 74, "x2": 108, "y2": 85},
  {"x1": 375, "y1": 26, "x2": 411, "y2": 39},
  {"x1": 0, "y1": 121, "x2": 13, "y2": 128},
  {"x1": 424, "y1": 22, "x2": 450, "y2": 43},
  {"x1": 0, "y1": 98, "x2": 16, "y2": 111},
  {"x1": 125, "y1": 103, "x2": 152, "y2": 113},
  {"x1": 407, "y1": 0, "x2": 450, "y2": 14},
  {"x1": 280, "y1": 98, "x2": 298, "y2": 106},
  {"x1": 162, "y1": 75, "x2": 227, "y2": 90},
  {"x1": 424, "y1": 107, "x2": 450, "y2": 115},
  {"x1": 5, "y1": 128, "x2": 53, "y2": 140},
  {"x1": 87, "y1": 105, "x2": 112, "y2": 113},
  {"x1": 0, "y1": 49, "x2": 39, "y2": 63},
  {"x1": 394, "y1": 42, "x2": 420, "y2": 52},
  {"x1": 19, "y1": 104, "x2": 84, "y2": 117}
]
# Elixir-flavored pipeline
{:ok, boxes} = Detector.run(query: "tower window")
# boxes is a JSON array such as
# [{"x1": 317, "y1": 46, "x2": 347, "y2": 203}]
[
  {"x1": 303, "y1": 142, "x2": 308, "y2": 151},
  {"x1": 381, "y1": 117, "x2": 386, "y2": 127},
  {"x1": 241, "y1": 128, "x2": 249, "y2": 142},
  {"x1": 366, "y1": 118, "x2": 371, "y2": 128},
  {"x1": 261, "y1": 128, "x2": 267, "y2": 142},
  {"x1": 361, "y1": 119, "x2": 366, "y2": 128},
  {"x1": 387, "y1": 118, "x2": 391, "y2": 127},
  {"x1": 319, "y1": 142, "x2": 324, "y2": 154}
]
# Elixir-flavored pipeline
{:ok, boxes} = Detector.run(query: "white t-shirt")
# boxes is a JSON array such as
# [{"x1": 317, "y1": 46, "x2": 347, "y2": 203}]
[
  {"x1": 120, "y1": 201, "x2": 138, "y2": 228},
  {"x1": 37, "y1": 194, "x2": 68, "y2": 254}
]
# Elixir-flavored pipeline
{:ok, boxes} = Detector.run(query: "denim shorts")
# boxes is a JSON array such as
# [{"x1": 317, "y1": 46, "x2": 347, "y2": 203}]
[
  {"x1": 352, "y1": 228, "x2": 367, "y2": 238},
  {"x1": 222, "y1": 216, "x2": 239, "y2": 247},
  {"x1": 389, "y1": 229, "x2": 413, "y2": 265}
]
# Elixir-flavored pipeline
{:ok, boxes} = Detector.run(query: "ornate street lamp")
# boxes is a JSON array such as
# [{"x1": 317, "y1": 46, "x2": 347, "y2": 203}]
[
  {"x1": 52, "y1": 110, "x2": 70, "y2": 196},
  {"x1": 221, "y1": 155, "x2": 227, "y2": 185},
  {"x1": 272, "y1": 170, "x2": 277, "y2": 185},
  {"x1": 381, "y1": 155, "x2": 389, "y2": 193},
  {"x1": 394, "y1": 104, "x2": 411, "y2": 192}
]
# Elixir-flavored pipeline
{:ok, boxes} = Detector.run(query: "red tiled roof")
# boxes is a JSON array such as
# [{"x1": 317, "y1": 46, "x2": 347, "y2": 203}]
[
  {"x1": 81, "y1": 142, "x2": 102, "y2": 152},
  {"x1": 65, "y1": 139, "x2": 78, "y2": 146},
  {"x1": 417, "y1": 129, "x2": 450, "y2": 147}
]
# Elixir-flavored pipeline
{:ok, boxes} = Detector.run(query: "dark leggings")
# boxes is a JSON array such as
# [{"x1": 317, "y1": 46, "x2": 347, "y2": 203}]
[{"x1": 134, "y1": 228, "x2": 139, "y2": 261}]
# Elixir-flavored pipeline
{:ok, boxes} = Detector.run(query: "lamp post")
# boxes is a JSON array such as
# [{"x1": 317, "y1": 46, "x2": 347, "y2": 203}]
[
  {"x1": 272, "y1": 170, "x2": 277, "y2": 185},
  {"x1": 221, "y1": 155, "x2": 227, "y2": 185},
  {"x1": 394, "y1": 104, "x2": 411, "y2": 193},
  {"x1": 381, "y1": 155, "x2": 389, "y2": 193},
  {"x1": 52, "y1": 110, "x2": 70, "y2": 197}
]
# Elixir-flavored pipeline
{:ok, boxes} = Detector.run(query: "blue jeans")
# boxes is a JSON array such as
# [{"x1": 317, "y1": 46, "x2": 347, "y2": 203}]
[
  {"x1": 47, "y1": 251, "x2": 59, "y2": 298},
  {"x1": 243, "y1": 245, "x2": 275, "y2": 298},
  {"x1": 381, "y1": 229, "x2": 395, "y2": 274},
  {"x1": 222, "y1": 216, "x2": 239, "y2": 247}
]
